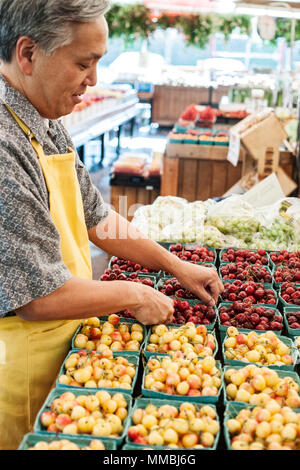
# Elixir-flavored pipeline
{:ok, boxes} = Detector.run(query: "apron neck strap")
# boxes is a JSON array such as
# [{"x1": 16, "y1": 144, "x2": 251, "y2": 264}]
[
  {"x1": 5, "y1": 104, "x2": 44, "y2": 158},
  {"x1": 5, "y1": 104, "x2": 35, "y2": 144}
]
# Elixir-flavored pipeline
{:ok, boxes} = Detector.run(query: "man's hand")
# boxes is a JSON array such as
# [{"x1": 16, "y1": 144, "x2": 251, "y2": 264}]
[
  {"x1": 172, "y1": 261, "x2": 224, "y2": 306},
  {"x1": 129, "y1": 283, "x2": 174, "y2": 325}
]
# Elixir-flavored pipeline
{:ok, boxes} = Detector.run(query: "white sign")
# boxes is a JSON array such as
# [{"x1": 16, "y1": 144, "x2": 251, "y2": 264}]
[
  {"x1": 242, "y1": 173, "x2": 284, "y2": 208},
  {"x1": 227, "y1": 130, "x2": 240, "y2": 167},
  {"x1": 258, "y1": 16, "x2": 276, "y2": 41}
]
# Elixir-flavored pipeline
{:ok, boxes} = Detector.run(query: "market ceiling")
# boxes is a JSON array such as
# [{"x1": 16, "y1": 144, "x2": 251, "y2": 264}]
[
  {"x1": 234, "y1": 0, "x2": 300, "y2": 10},
  {"x1": 143, "y1": 0, "x2": 300, "y2": 14}
]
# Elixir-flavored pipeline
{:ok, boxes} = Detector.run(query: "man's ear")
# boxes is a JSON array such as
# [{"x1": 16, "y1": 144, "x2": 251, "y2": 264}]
[{"x1": 15, "y1": 36, "x2": 38, "y2": 75}]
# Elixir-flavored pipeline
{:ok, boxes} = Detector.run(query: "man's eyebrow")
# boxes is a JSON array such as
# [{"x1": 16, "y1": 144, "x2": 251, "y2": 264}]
[{"x1": 91, "y1": 50, "x2": 108, "y2": 60}]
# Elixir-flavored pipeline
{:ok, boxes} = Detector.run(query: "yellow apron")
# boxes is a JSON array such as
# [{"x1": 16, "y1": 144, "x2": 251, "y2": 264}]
[{"x1": 0, "y1": 107, "x2": 93, "y2": 450}]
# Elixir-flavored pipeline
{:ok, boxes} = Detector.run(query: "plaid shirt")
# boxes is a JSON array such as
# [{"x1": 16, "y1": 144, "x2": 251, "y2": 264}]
[{"x1": 0, "y1": 74, "x2": 109, "y2": 316}]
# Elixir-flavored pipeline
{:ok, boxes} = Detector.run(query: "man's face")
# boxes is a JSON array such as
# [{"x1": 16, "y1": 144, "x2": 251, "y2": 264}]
[{"x1": 28, "y1": 16, "x2": 108, "y2": 119}]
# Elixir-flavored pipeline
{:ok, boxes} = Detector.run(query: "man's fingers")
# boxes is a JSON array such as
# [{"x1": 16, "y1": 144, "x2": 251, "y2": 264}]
[
  {"x1": 198, "y1": 286, "x2": 215, "y2": 307},
  {"x1": 207, "y1": 283, "x2": 220, "y2": 304}
]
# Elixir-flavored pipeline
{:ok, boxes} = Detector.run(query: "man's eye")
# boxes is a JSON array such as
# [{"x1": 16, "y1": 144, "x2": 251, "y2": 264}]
[{"x1": 79, "y1": 64, "x2": 89, "y2": 70}]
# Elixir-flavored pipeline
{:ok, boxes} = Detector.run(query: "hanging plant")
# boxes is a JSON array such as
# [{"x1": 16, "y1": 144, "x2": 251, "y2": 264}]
[
  {"x1": 177, "y1": 14, "x2": 214, "y2": 49},
  {"x1": 105, "y1": 4, "x2": 251, "y2": 50},
  {"x1": 217, "y1": 15, "x2": 252, "y2": 40},
  {"x1": 156, "y1": 12, "x2": 182, "y2": 31},
  {"x1": 271, "y1": 18, "x2": 300, "y2": 45},
  {"x1": 106, "y1": 3, "x2": 155, "y2": 45}
]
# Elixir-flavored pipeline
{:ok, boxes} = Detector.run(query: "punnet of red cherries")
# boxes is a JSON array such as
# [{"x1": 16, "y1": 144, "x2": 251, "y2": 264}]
[
  {"x1": 100, "y1": 268, "x2": 155, "y2": 287},
  {"x1": 169, "y1": 243, "x2": 215, "y2": 263},
  {"x1": 109, "y1": 256, "x2": 160, "y2": 274},
  {"x1": 218, "y1": 302, "x2": 283, "y2": 331}
]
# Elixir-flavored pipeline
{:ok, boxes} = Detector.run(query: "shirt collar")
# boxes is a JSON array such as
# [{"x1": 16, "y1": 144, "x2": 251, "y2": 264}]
[{"x1": 0, "y1": 74, "x2": 49, "y2": 145}]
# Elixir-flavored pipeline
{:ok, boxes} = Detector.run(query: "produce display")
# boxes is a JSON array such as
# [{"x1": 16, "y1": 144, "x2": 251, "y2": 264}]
[
  {"x1": 73, "y1": 315, "x2": 144, "y2": 353},
  {"x1": 109, "y1": 256, "x2": 159, "y2": 274},
  {"x1": 218, "y1": 303, "x2": 282, "y2": 331},
  {"x1": 144, "y1": 355, "x2": 221, "y2": 397},
  {"x1": 169, "y1": 244, "x2": 215, "y2": 263},
  {"x1": 224, "y1": 365, "x2": 300, "y2": 407},
  {"x1": 270, "y1": 250, "x2": 300, "y2": 267},
  {"x1": 280, "y1": 282, "x2": 300, "y2": 305},
  {"x1": 221, "y1": 281, "x2": 277, "y2": 305},
  {"x1": 274, "y1": 266, "x2": 300, "y2": 283},
  {"x1": 286, "y1": 312, "x2": 300, "y2": 330},
  {"x1": 172, "y1": 299, "x2": 216, "y2": 326},
  {"x1": 157, "y1": 277, "x2": 201, "y2": 300},
  {"x1": 26, "y1": 438, "x2": 107, "y2": 451},
  {"x1": 100, "y1": 269, "x2": 155, "y2": 287},
  {"x1": 220, "y1": 248, "x2": 268, "y2": 265},
  {"x1": 223, "y1": 328, "x2": 294, "y2": 366},
  {"x1": 220, "y1": 263, "x2": 272, "y2": 283},
  {"x1": 146, "y1": 323, "x2": 216, "y2": 358},
  {"x1": 225, "y1": 402, "x2": 300, "y2": 450},
  {"x1": 60, "y1": 87, "x2": 137, "y2": 131},
  {"x1": 58, "y1": 350, "x2": 137, "y2": 391},
  {"x1": 131, "y1": 195, "x2": 300, "y2": 249},
  {"x1": 168, "y1": 128, "x2": 230, "y2": 146},
  {"x1": 23, "y1": 193, "x2": 300, "y2": 451},
  {"x1": 39, "y1": 390, "x2": 129, "y2": 438},
  {"x1": 128, "y1": 402, "x2": 219, "y2": 449}
]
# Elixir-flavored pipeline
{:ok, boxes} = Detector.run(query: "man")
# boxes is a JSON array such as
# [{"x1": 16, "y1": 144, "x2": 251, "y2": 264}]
[{"x1": 0, "y1": 0, "x2": 223, "y2": 449}]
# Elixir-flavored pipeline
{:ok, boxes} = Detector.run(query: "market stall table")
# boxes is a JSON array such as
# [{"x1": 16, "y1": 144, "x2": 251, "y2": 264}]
[
  {"x1": 151, "y1": 85, "x2": 229, "y2": 127},
  {"x1": 161, "y1": 142, "x2": 244, "y2": 201},
  {"x1": 66, "y1": 93, "x2": 140, "y2": 165}
]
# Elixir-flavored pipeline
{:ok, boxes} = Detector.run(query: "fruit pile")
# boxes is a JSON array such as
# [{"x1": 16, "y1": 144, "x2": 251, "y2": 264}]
[
  {"x1": 109, "y1": 257, "x2": 159, "y2": 274},
  {"x1": 58, "y1": 350, "x2": 137, "y2": 390},
  {"x1": 128, "y1": 402, "x2": 219, "y2": 448},
  {"x1": 285, "y1": 311, "x2": 300, "y2": 330},
  {"x1": 220, "y1": 263, "x2": 272, "y2": 283},
  {"x1": 218, "y1": 303, "x2": 282, "y2": 331},
  {"x1": 221, "y1": 280, "x2": 277, "y2": 305},
  {"x1": 223, "y1": 327, "x2": 294, "y2": 366},
  {"x1": 73, "y1": 315, "x2": 144, "y2": 353},
  {"x1": 40, "y1": 390, "x2": 128, "y2": 437},
  {"x1": 158, "y1": 277, "x2": 199, "y2": 300},
  {"x1": 226, "y1": 402, "x2": 300, "y2": 450},
  {"x1": 144, "y1": 356, "x2": 221, "y2": 397},
  {"x1": 100, "y1": 269, "x2": 155, "y2": 287},
  {"x1": 221, "y1": 248, "x2": 268, "y2": 265},
  {"x1": 172, "y1": 299, "x2": 216, "y2": 326},
  {"x1": 27, "y1": 438, "x2": 107, "y2": 451},
  {"x1": 146, "y1": 323, "x2": 216, "y2": 358},
  {"x1": 280, "y1": 282, "x2": 300, "y2": 305},
  {"x1": 224, "y1": 365, "x2": 300, "y2": 407},
  {"x1": 170, "y1": 244, "x2": 215, "y2": 263},
  {"x1": 274, "y1": 266, "x2": 300, "y2": 283},
  {"x1": 270, "y1": 250, "x2": 300, "y2": 267}
]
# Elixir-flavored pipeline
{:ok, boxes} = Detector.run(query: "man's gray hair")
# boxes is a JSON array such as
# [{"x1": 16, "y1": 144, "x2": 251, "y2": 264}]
[{"x1": 0, "y1": 0, "x2": 110, "y2": 63}]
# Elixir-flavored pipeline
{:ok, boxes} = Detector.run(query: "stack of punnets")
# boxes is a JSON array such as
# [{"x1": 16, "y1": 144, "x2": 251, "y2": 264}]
[{"x1": 22, "y1": 243, "x2": 300, "y2": 451}]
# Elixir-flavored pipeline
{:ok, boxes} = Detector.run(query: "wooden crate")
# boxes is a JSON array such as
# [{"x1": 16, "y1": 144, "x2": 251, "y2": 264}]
[
  {"x1": 151, "y1": 85, "x2": 209, "y2": 126},
  {"x1": 211, "y1": 86, "x2": 230, "y2": 105},
  {"x1": 110, "y1": 185, "x2": 160, "y2": 221},
  {"x1": 161, "y1": 144, "x2": 243, "y2": 201}
]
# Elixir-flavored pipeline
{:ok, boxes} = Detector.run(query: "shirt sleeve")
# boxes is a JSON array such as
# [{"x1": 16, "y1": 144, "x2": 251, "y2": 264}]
[
  {"x1": 57, "y1": 121, "x2": 111, "y2": 230},
  {"x1": 0, "y1": 145, "x2": 72, "y2": 316}
]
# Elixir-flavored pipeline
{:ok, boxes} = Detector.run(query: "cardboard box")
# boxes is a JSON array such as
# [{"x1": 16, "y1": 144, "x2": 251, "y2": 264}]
[
  {"x1": 229, "y1": 111, "x2": 288, "y2": 177},
  {"x1": 223, "y1": 166, "x2": 297, "y2": 199}
]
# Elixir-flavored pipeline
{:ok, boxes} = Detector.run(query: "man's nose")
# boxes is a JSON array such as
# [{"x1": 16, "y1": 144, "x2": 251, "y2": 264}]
[{"x1": 84, "y1": 64, "x2": 98, "y2": 87}]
